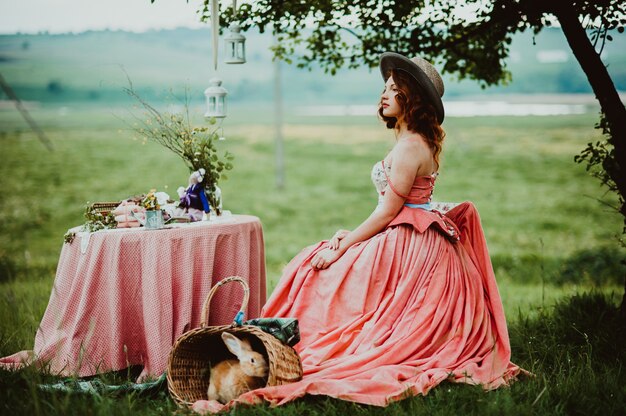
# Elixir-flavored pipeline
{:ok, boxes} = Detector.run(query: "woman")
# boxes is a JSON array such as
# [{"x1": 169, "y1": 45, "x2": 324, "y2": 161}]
[{"x1": 237, "y1": 52, "x2": 522, "y2": 408}]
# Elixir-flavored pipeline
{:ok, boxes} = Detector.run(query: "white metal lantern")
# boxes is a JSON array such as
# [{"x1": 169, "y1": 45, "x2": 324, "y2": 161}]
[
  {"x1": 204, "y1": 77, "x2": 228, "y2": 118},
  {"x1": 224, "y1": 22, "x2": 246, "y2": 64}
]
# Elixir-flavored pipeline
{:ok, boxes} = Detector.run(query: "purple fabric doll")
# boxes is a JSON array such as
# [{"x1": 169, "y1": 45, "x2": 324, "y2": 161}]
[{"x1": 175, "y1": 169, "x2": 210, "y2": 221}]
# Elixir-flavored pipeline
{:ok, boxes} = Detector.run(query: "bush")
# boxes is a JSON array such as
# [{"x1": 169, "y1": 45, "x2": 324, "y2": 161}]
[
  {"x1": 493, "y1": 247, "x2": 625, "y2": 287},
  {"x1": 508, "y1": 292, "x2": 625, "y2": 415},
  {"x1": 492, "y1": 254, "x2": 559, "y2": 285},
  {"x1": 510, "y1": 291, "x2": 625, "y2": 370},
  {"x1": 46, "y1": 80, "x2": 63, "y2": 94},
  {"x1": 0, "y1": 254, "x2": 17, "y2": 283},
  {"x1": 557, "y1": 246, "x2": 625, "y2": 286}
]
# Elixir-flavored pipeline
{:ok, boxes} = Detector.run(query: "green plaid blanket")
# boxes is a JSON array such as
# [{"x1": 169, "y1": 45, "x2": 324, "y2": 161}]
[
  {"x1": 38, "y1": 372, "x2": 167, "y2": 396},
  {"x1": 243, "y1": 317, "x2": 300, "y2": 347}
]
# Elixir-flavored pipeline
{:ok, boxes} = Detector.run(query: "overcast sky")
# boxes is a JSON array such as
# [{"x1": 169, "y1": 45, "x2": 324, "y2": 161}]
[{"x1": 0, "y1": 0, "x2": 208, "y2": 34}]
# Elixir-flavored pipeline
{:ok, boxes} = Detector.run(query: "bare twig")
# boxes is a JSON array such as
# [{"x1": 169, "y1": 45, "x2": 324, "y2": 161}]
[{"x1": 0, "y1": 72, "x2": 53, "y2": 151}]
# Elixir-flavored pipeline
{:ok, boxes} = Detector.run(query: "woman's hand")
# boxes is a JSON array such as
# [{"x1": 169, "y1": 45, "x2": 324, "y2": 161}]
[
  {"x1": 310, "y1": 248, "x2": 342, "y2": 270},
  {"x1": 329, "y1": 229, "x2": 350, "y2": 250}
]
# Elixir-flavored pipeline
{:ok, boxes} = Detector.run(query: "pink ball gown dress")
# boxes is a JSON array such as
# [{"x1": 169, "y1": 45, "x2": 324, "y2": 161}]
[{"x1": 237, "y1": 159, "x2": 522, "y2": 408}]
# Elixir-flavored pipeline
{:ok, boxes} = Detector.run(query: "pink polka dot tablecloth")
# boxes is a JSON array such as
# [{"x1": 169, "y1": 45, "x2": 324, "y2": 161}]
[{"x1": 0, "y1": 215, "x2": 266, "y2": 380}]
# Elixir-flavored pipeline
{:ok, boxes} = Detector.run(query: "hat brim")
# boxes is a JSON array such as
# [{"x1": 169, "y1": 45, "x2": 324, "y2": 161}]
[{"x1": 379, "y1": 52, "x2": 444, "y2": 124}]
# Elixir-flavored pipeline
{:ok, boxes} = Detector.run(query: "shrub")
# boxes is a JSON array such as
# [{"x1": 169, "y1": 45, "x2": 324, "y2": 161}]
[
  {"x1": 0, "y1": 254, "x2": 17, "y2": 283},
  {"x1": 557, "y1": 246, "x2": 625, "y2": 286},
  {"x1": 46, "y1": 80, "x2": 63, "y2": 94},
  {"x1": 510, "y1": 291, "x2": 625, "y2": 371},
  {"x1": 491, "y1": 254, "x2": 560, "y2": 285},
  {"x1": 508, "y1": 292, "x2": 625, "y2": 415}
]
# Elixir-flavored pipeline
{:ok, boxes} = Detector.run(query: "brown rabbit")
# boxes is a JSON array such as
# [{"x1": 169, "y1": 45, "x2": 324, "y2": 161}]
[{"x1": 207, "y1": 332, "x2": 269, "y2": 404}]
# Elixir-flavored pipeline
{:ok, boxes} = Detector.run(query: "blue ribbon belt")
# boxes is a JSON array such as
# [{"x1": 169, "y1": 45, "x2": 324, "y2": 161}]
[{"x1": 403, "y1": 202, "x2": 432, "y2": 210}]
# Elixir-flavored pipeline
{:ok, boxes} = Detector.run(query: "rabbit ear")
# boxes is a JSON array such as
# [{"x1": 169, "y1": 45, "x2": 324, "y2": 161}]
[{"x1": 222, "y1": 332, "x2": 245, "y2": 359}]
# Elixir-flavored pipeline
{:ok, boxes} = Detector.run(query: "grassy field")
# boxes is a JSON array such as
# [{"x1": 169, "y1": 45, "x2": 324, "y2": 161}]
[{"x1": 0, "y1": 103, "x2": 624, "y2": 415}]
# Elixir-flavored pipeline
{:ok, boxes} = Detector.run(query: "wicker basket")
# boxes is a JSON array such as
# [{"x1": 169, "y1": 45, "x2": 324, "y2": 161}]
[
  {"x1": 166, "y1": 276, "x2": 303, "y2": 407},
  {"x1": 89, "y1": 201, "x2": 120, "y2": 216}
]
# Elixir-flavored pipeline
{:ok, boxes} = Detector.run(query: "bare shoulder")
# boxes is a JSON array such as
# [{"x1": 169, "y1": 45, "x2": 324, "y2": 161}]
[
  {"x1": 388, "y1": 143, "x2": 418, "y2": 178},
  {"x1": 402, "y1": 133, "x2": 431, "y2": 149},
  {"x1": 393, "y1": 135, "x2": 430, "y2": 165}
]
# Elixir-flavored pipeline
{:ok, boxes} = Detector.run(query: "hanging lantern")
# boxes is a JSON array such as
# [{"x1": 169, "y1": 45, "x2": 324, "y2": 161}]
[
  {"x1": 204, "y1": 77, "x2": 228, "y2": 118},
  {"x1": 224, "y1": 22, "x2": 246, "y2": 64}
]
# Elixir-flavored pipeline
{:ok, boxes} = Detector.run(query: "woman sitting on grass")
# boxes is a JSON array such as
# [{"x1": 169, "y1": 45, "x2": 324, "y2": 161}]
[{"x1": 225, "y1": 52, "x2": 523, "y2": 410}]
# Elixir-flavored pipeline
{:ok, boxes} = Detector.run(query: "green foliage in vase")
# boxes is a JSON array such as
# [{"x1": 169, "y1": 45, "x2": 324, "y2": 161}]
[{"x1": 124, "y1": 85, "x2": 234, "y2": 214}]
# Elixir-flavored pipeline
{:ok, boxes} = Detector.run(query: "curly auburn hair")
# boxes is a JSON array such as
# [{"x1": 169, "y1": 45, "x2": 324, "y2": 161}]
[{"x1": 378, "y1": 68, "x2": 445, "y2": 166}]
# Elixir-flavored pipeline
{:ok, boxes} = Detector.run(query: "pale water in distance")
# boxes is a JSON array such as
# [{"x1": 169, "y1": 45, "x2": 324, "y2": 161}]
[{"x1": 295, "y1": 101, "x2": 590, "y2": 117}]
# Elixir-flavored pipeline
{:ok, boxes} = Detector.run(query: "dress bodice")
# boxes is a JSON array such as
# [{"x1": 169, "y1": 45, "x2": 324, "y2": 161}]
[
  {"x1": 371, "y1": 160, "x2": 437, "y2": 208},
  {"x1": 371, "y1": 160, "x2": 459, "y2": 242}
]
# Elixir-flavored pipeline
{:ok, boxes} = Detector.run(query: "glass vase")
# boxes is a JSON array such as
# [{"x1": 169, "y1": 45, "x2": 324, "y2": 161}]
[{"x1": 206, "y1": 185, "x2": 222, "y2": 216}]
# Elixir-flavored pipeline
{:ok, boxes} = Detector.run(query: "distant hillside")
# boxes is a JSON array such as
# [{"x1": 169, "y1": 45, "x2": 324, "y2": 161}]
[{"x1": 0, "y1": 27, "x2": 624, "y2": 106}]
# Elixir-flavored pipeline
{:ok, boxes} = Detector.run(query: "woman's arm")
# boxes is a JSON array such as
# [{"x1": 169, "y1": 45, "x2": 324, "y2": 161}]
[
  {"x1": 337, "y1": 143, "x2": 419, "y2": 250},
  {"x1": 310, "y1": 140, "x2": 424, "y2": 270}
]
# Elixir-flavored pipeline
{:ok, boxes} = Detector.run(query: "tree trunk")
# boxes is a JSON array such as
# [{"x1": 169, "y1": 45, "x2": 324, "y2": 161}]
[{"x1": 555, "y1": 9, "x2": 626, "y2": 319}]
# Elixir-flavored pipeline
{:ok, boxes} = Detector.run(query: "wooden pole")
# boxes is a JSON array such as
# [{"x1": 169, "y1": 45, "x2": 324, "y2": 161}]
[
  {"x1": 211, "y1": 0, "x2": 219, "y2": 71},
  {"x1": 274, "y1": 36, "x2": 285, "y2": 190}
]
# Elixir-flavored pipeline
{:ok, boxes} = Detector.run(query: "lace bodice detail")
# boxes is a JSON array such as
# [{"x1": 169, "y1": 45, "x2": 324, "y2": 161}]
[
  {"x1": 371, "y1": 161, "x2": 390, "y2": 195},
  {"x1": 371, "y1": 160, "x2": 437, "y2": 209}
]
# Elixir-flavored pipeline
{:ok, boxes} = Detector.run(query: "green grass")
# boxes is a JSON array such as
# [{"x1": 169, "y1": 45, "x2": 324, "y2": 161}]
[
  {"x1": 2, "y1": 293, "x2": 624, "y2": 415},
  {"x1": 0, "y1": 104, "x2": 624, "y2": 414}
]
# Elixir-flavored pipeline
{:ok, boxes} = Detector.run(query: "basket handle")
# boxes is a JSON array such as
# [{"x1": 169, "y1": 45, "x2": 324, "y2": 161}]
[{"x1": 200, "y1": 276, "x2": 250, "y2": 328}]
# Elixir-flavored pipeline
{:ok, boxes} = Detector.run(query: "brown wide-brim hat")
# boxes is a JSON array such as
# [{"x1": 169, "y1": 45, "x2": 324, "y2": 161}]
[{"x1": 379, "y1": 52, "x2": 445, "y2": 124}]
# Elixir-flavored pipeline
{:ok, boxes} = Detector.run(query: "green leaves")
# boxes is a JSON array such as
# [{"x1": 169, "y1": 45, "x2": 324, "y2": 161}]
[
  {"x1": 187, "y1": 0, "x2": 624, "y2": 87},
  {"x1": 125, "y1": 86, "x2": 234, "y2": 196},
  {"x1": 574, "y1": 112, "x2": 624, "y2": 236}
]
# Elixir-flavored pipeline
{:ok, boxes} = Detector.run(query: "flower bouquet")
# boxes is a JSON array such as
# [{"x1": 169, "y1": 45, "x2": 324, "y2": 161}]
[
  {"x1": 141, "y1": 189, "x2": 161, "y2": 211},
  {"x1": 140, "y1": 189, "x2": 168, "y2": 229}
]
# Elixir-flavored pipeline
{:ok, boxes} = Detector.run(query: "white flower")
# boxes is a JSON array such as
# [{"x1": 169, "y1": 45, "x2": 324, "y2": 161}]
[{"x1": 155, "y1": 192, "x2": 170, "y2": 206}]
